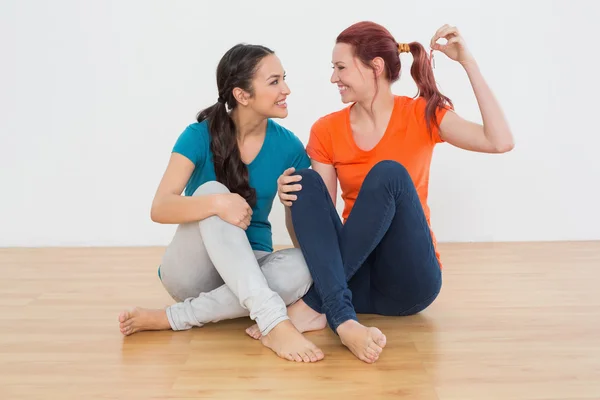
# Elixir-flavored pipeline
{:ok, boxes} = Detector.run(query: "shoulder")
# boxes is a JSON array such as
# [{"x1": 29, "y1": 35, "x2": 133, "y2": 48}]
[
  {"x1": 267, "y1": 119, "x2": 304, "y2": 148},
  {"x1": 172, "y1": 121, "x2": 211, "y2": 164},
  {"x1": 311, "y1": 106, "x2": 349, "y2": 134},
  {"x1": 267, "y1": 119, "x2": 296, "y2": 139},
  {"x1": 399, "y1": 95, "x2": 450, "y2": 118},
  {"x1": 180, "y1": 121, "x2": 210, "y2": 140}
]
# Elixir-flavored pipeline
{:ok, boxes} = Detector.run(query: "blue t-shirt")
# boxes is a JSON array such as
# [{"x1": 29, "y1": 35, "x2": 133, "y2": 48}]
[{"x1": 172, "y1": 119, "x2": 310, "y2": 252}]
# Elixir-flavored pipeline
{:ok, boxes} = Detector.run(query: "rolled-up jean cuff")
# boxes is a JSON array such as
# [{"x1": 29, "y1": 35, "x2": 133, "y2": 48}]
[
  {"x1": 330, "y1": 313, "x2": 358, "y2": 334},
  {"x1": 260, "y1": 315, "x2": 290, "y2": 336},
  {"x1": 166, "y1": 303, "x2": 203, "y2": 331}
]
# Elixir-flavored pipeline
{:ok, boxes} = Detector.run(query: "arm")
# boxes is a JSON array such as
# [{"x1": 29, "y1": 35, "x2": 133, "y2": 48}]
[
  {"x1": 150, "y1": 153, "x2": 222, "y2": 224},
  {"x1": 431, "y1": 25, "x2": 514, "y2": 153},
  {"x1": 311, "y1": 160, "x2": 338, "y2": 207},
  {"x1": 439, "y1": 61, "x2": 514, "y2": 153},
  {"x1": 285, "y1": 207, "x2": 300, "y2": 248}
]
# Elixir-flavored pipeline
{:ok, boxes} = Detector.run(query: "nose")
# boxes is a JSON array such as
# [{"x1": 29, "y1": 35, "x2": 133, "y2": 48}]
[
  {"x1": 330, "y1": 69, "x2": 339, "y2": 84},
  {"x1": 282, "y1": 81, "x2": 291, "y2": 95}
]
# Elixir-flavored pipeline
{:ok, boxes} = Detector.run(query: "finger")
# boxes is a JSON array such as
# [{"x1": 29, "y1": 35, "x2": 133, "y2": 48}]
[
  {"x1": 280, "y1": 193, "x2": 297, "y2": 202},
  {"x1": 438, "y1": 26, "x2": 459, "y2": 41},
  {"x1": 282, "y1": 184, "x2": 302, "y2": 193},
  {"x1": 281, "y1": 200, "x2": 293, "y2": 207},
  {"x1": 435, "y1": 36, "x2": 461, "y2": 51},
  {"x1": 283, "y1": 167, "x2": 295, "y2": 176},
  {"x1": 282, "y1": 174, "x2": 302, "y2": 184},
  {"x1": 431, "y1": 24, "x2": 450, "y2": 48}
]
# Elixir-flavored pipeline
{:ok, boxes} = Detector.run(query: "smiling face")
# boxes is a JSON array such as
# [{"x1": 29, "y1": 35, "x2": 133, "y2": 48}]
[
  {"x1": 245, "y1": 54, "x2": 291, "y2": 119},
  {"x1": 330, "y1": 43, "x2": 379, "y2": 104}
]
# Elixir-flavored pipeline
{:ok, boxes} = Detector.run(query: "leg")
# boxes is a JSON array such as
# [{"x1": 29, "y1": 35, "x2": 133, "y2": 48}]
[
  {"x1": 291, "y1": 161, "x2": 441, "y2": 362},
  {"x1": 169, "y1": 247, "x2": 320, "y2": 329},
  {"x1": 290, "y1": 169, "x2": 385, "y2": 363},
  {"x1": 245, "y1": 249, "x2": 327, "y2": 339},
  {"x1": 119, "y1": 181, "x2": 323, "y2": 362},
  {"x1": 346, "y1": 162, "x2": 442, "y2": 318}
]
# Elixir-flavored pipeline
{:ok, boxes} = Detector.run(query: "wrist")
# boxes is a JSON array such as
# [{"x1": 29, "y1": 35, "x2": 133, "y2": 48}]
[
  {"x1": 208, "y1": 194, "x2": 226, "y2": 216},
  {"x1": 459, "y1": 57, "x2": 479, "y2": 71}
]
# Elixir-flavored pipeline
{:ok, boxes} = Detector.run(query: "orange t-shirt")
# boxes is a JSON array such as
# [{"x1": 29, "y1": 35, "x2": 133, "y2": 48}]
[{"x1": 306, "y1": 95, "x2": 449, "y2": 267}]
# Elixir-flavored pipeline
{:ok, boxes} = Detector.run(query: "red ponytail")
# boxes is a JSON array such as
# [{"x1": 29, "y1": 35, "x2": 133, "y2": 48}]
[{"x1": 407, "y1": 42, "x2": 453, "y2": 135}]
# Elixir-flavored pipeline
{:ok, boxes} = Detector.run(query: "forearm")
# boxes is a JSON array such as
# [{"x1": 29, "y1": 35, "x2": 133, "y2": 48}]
[
  {"x1": 285, "y1": 206, "x2": 300, "y2": 248},
  {"x1": 462, "y1": 60, "x2": 514, "y2": 151},
  {"x1": 151, "y1": 193, "x2": 221, "y2": 224}
]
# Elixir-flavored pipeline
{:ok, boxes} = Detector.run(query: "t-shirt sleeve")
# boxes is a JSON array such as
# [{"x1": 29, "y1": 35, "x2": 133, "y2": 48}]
[
  {"x1": 172, "y1": 124, "x2": 206, "y2": 165},
  {"x1": 287, "y1": 133, "x2": 311, "y2": 170},
  {"x1": 414, "y1": 97, "x2": 451, "y2": 144},
  {"x1": 306, "y1": 118, "x2": 334, "y2": 164}
]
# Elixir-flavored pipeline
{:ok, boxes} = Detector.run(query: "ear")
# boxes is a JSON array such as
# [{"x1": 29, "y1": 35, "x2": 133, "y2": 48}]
[
  {"x1": 232, "y1": 87, "x2": 250, "y2": 106},
  {"x1": 371, "y1": 57, "x2": 385, "y2": 77}
]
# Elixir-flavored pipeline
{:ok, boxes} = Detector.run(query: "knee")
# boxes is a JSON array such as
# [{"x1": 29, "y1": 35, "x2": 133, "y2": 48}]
[
  {"x1": 370, "y1": 160, "x2": 409, "y2": 179},
  {"x1": 192, "y1": 181, "x2": 230, "y2": 197},
  {"x1": 291, "y1": 168, "x2": 327, "y2": 202},
  {"x1": 363, "y1": 160, "x2": 412, "y2": 190},
  {"x1": 295, "y1": 168, "x2": 323, "y2": 188},
  {"x1": 265, "y1": 248, "x2": 313, "y2": 304}
]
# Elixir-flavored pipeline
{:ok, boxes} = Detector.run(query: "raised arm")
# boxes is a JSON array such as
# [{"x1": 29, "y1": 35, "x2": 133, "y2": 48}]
[{"x1": 431, "y1": 24, "x2": 514, "y2": 154}]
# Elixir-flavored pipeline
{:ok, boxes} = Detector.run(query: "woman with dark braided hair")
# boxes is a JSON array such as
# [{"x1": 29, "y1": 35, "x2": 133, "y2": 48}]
[{"x1": 118, "y1": 43, "x2": 325, "y2": 363}]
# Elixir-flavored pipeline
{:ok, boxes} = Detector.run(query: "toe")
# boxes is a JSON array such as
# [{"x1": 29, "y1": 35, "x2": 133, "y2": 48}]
[
  {"x1": 118, "y1": 311, "x2": 129, "y2": 323},
  {"x1": 306, "y1": 350, "x2": 318, "y2": 362},
  {"x1": 366, "y1": 347, "x2": 379, "y2": 361},
  {"x1": 292, "y1": 353, "x2": 303, "y2": 362},
  {"x1": 300, "y1": 352, "x2": 311, "y2": 363},
  {"x1": 314, "y1": 348, "x2": 325, "y2": 360},
  {"x1": 368, "y1": 341, "x2": 383, "y2": 355},
  {"x1": 376, "y1": 333, "x2": 387, "y2": 348}
]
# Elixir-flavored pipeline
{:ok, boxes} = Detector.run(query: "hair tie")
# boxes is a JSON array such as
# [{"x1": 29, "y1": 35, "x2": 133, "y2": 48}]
[
  {"x1": 397, "y1": 43, "x2": 410, "y2": 54},
  {"x1": 217, "y1": 96, "x2": 226, "y2": 104}
]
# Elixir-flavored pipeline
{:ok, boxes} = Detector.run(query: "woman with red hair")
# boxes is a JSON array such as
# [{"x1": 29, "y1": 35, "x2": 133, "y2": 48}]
[{"x1": 247, "y1": 22, "x2": 514, "y2": 363}]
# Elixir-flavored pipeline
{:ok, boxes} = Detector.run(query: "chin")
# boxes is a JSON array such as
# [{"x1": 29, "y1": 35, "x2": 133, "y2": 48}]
[
  {"x1": 340, "y1": 95, "x2": 355, "y2": 104},
  {"x1": 267, "y1": 109, "x2": 288, "y2": 119}
]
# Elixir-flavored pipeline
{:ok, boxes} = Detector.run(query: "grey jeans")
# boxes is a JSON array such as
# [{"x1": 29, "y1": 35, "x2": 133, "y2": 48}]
[{"x1": 158, "y1": 181, "x2": 312, "y2": 335}]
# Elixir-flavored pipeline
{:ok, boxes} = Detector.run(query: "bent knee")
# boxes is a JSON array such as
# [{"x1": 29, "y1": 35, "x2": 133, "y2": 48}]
[
  {"x1": 192, "y1": 181, "x2": 230, "y2": 197},
  {"x1": 263, "y1": 248, "x2": 313, "y2": 304},
  {"x1": 370, "y1": 160, "x2": 409, "y2": 178},
  {"x1": 295, "y1": 168, "x2": 323, "y2": 184}
]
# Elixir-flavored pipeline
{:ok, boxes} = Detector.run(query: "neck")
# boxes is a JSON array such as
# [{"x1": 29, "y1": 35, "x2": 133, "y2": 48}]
[
  {"x1": 230, "y1": 107, "x2": 267, "y2": 141},
  {"x1": 353, "y1": 86, "x2": 395, "y2": 124}
]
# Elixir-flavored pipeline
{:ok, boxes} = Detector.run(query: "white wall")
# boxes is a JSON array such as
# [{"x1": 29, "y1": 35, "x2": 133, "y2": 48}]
[{"x1": 1, "y1": 0, "x2": 598, "y2": 247}]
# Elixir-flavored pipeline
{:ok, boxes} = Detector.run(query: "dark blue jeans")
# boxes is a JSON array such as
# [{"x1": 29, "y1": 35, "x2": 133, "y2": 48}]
[{"x1": 290, "y1": 160, "x2": 442, "y2": 333}]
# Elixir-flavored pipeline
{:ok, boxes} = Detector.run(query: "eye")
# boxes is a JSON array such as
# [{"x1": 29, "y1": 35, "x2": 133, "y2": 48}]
[{"x1": 271, "y1": 80, "x2": 279, "y2": 85}]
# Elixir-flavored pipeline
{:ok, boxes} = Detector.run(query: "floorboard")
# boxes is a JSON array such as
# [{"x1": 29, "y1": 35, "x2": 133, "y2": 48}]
[{"x1": 1, "y1": 242, "x2": 599, "y2": 399}]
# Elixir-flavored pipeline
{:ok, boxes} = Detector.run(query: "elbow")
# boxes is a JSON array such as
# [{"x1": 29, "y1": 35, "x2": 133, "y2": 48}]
[
  {"x1": 495, "y1": 141, "x2": 514, "y2": 153},
  {"x1": 493, "y1": 133, "x2": 515, "y2": 153},
  {"x1": 150, "y1": 200, "x2": 165, "y2": 223}
]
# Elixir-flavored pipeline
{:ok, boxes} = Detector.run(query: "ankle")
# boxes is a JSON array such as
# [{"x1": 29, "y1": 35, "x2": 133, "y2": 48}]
[{"x1": 335, "y1": 318, "x2": 359, "y2": 335}]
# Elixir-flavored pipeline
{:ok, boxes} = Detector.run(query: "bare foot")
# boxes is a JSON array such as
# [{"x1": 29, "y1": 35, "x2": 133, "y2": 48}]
[
  {"x1": 336, "y1": 320, "x2": 386, "y2": 364},
  {"x1": 118, "y1": 307, "x2": 171, "y2": 336},
  {"x1": 260, "y1": 319, "x2": 325, "y2": 362},
  {"x1": 245, "y1": 299, "x2": 326, "y2": 339}
]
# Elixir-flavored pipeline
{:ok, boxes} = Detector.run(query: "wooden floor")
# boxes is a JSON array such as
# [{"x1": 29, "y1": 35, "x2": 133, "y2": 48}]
[{"x1": 1, "y1": 242, "x2": 599, "y2": 399}]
